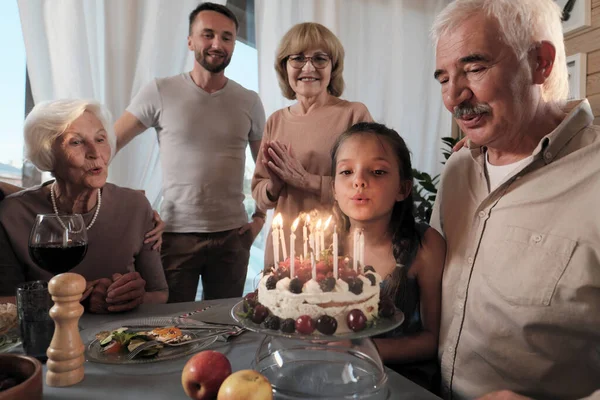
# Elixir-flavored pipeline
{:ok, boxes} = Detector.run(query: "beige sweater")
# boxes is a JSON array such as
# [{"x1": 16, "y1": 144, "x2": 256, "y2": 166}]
[{"x1": 252, "y1": 98, "x2": 372, "y2": 267}]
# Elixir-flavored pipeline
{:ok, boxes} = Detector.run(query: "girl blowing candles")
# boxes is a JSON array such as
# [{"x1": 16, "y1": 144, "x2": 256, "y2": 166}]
[{"x1": 331, "y1": 122, "x2": 445, "y2": 390}]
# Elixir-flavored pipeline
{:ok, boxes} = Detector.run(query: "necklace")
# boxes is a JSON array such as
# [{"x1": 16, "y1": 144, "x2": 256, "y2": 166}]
[{"x1": 51, "y1": 181, "x2": 101, "y2": 231}]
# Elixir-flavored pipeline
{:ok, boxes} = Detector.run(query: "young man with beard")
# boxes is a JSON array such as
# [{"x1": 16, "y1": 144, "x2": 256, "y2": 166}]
[
  {"x1": 115, "y1": 2, "x2": 266, "y2": 303},
  {"x1": 430, "y1": 0, "x2": 600, "y2": 399}
]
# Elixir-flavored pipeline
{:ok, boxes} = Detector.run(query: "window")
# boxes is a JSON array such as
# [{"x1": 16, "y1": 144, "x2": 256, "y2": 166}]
[{"x1": 0, "y1": 0, "x2": 26, "y2": 187}]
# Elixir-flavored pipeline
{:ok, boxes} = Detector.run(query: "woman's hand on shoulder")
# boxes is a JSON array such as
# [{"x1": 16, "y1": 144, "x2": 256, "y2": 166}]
[
  {"x1": 144, "y1": 210, "x2": 165, "y2": 251},
  {"x1": 105, "y1": 272, "x2": 146, "y2": 312}
]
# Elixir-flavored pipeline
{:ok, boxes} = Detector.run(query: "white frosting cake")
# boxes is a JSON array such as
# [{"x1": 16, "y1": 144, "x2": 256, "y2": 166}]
[{"x1": 258, "y1": 270, "x2": 382, "y2": 334}]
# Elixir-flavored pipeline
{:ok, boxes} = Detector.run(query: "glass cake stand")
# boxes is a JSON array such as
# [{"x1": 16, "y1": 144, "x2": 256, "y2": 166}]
[{"x1": 231, "y1": 301, "x2": 404, "y2": 399}]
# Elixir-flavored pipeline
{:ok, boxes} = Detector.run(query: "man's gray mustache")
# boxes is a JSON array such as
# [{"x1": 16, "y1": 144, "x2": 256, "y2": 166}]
[{"x1": 453, "y1": 104, "x2": 492, "y2": 119}]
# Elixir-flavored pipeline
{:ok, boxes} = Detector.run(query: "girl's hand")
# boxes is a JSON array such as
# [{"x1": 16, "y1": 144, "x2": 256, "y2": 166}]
[
  {"x1": 266, "y1": 141, "x2": 311, "y2": 190},
  {"x1": 453, "y1": 137, "x2": 469, "y2": 152}
]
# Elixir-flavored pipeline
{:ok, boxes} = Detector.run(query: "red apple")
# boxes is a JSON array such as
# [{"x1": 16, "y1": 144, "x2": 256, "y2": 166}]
[
  {"x1": 182, "y1": 350, "x2": 232, "y2": 400},
  {"x1": 217, "y1": 370, "x2": 273, "y2": 400}
]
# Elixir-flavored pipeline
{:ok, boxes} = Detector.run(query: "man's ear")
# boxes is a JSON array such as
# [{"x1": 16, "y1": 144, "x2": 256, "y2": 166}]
[
  {"x1": 187, "y1": 35, "x2": 194, "y2": 51},
  {"x1": 532, "y1": 41, "x2": 556, "y2": 84},
  {"x1": 396, "y1": 180, "x2": 412, "y2": 202}
]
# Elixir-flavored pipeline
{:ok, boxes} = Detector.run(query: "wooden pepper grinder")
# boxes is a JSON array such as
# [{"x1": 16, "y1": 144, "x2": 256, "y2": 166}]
[{"x1": 46, "y1": 272, "x2": 86, "y2": 387}]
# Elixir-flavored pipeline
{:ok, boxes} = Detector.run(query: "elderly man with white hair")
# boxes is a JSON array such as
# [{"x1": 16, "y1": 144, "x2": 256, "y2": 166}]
[
  {"x1": 430, "y1": 0, "x2": 600, "y2": 399},
  {"x1": 0, "y1": 99, "x2": 168, "y2": 313}
]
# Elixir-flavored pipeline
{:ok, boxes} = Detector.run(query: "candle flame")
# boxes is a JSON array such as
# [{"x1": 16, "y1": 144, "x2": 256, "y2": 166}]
[
  {"x1": 273, "y1": 213, "x2": 283, "y2": 228},
  {"x1": 291, "y1": 217, "x2": 300, "y2": 232},
  {"x1": 304, "y1": 214, "x2": 310, "y2": 225},
  {"x1": 324, "y1": 215, "x2": 332, "y2": 230},
  {"x1": 316, "y1": 219, "x2": 322, "y2": 230}
]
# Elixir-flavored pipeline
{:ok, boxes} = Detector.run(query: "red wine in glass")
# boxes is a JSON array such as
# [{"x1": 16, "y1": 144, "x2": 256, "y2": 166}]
[
  {"x1": 29, "y1": 242, "x2": 88, "y2": 274},
  {"x1": 28, "y1": 214, "x2": 88, "y2": 274}
]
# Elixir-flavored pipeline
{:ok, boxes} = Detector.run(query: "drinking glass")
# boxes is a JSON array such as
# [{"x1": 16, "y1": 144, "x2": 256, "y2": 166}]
[
  {"x1": 28, "y1": 214, "x2": 88, "y2": 274},
  {"x1": 16, "y1": 281, "x2": 54, "y2": 361}
]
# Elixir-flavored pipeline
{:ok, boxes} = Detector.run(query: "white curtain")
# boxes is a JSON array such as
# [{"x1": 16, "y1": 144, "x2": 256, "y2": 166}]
[
  {"x1": 256, "y1": 0, "x2": 452, "y2": 176},
  {"x1": 17, "y1": 0, "x2": 224, "y2": 207}
]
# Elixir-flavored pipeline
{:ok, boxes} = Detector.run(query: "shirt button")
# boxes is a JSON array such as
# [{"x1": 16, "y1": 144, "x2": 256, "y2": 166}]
[
  {"x1": 467, "y1": 257, "x2": 474, "y2": 265},
  {"x1": 458, "y1": 302, "x2": 464, "y2": 310},
  {"x1": 533, "y1": 234, "x2": 542, "y2": 242},
  {"x1": 478, "y1": 211, "x2": 486, "y2": 218},
  {"x1": 544, "y1": 151, "x2": 552, "y2": 160}
]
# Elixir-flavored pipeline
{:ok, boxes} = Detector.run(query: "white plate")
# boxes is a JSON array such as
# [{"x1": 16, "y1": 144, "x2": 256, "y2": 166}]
[{"x1": 231, "y1": 301, "x2": 404, "y2": 342}]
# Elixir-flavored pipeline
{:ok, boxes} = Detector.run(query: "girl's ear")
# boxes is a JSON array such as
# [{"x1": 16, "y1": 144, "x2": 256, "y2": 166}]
[{"x1": 395, "y1": 180, "x2": 412, "y2": 202}]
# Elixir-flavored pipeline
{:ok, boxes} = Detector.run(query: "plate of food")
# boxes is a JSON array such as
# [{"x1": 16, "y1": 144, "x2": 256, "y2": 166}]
[{"x1": 85, "y1": 325, "x2": 222, "y2": 364}]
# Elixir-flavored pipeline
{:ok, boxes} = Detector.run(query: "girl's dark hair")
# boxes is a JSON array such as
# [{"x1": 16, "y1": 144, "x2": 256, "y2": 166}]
[{"x1": 331, "y1": 122, "x2": 422, "y2": 303}]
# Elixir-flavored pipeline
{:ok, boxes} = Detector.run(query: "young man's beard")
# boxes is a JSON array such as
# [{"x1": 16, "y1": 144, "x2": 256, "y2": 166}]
[{"x1": 196, "y1": 50, "x2": 231, "y2": 73}]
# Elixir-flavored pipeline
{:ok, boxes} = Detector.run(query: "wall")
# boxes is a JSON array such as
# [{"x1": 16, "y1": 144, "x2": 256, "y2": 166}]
[{"x1": 565, "y1": 0, "x2": 600, "y2": 124}]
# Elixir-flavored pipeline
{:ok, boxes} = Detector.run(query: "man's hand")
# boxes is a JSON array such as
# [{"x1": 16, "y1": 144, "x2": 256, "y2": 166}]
[
  {"x1": 238, "y1": 217, "x2": 265, "y2": 242},
  {"x1": 86, "y1": 278, "x2": 113, "y2": 314},
  {"x1": 105, "y1": 272, "x2": 146, "y2": 312},
  {"x1": 265, "y1": 141, "x2": 310, "y2": 190},
  {"x1": 476, "y1": 390, "x2": 533, "y2": 400},
  {"x1": 144, "y1": 210, "x2": 165, "y2": 251}
]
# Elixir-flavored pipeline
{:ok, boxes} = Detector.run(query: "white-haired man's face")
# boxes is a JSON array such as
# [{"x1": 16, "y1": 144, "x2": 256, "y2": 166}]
[
  {"x1": 434, "y1": 13, "x2": 534, "y2": 150},
  {"x1": 52, "y1": 111, "x2": 111, "y2": 190}
]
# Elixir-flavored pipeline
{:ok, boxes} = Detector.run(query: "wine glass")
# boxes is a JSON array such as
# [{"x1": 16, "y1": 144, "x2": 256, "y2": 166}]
[{"x1": 28, "y1": 214, "x2": 88, "y2": 274}]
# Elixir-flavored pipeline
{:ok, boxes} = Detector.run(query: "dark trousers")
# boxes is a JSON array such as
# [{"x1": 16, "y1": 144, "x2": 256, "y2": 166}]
[{"x1": 161, "y1": 229, "x2": 252, "y2": 303}]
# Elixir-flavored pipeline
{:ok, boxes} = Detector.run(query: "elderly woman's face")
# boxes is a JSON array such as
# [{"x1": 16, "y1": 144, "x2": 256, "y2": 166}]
[
  {"x1": 286, "y1": 48, "x2": 332, "y2": 99},
  {"x1": 52, "y1": 111, "x2": 111, "y2": 190}
]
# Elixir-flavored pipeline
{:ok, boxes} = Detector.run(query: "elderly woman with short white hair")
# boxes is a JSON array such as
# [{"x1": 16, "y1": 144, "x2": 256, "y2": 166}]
[{"x1": 0, "y1": 99, "x2": 168, "y2": 312}]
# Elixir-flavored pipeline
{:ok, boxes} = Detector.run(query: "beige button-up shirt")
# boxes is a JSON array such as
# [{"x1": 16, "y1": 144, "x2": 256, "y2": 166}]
[{"x1": 431, "y1": 100, "x2": 600, "y2": 400}]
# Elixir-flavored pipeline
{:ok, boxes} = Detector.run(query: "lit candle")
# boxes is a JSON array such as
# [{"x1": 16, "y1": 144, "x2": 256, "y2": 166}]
[
  {"x1": 309, "y1": 217, "x2": 315, "y2": 259},
  {"x1": 315, "y1": 219, "x2": 322, "y2": 260},
  {"x1": 311, "y1": 251, "x2": 316, "y2": 280},
  {"x1": 323, "y1": 216, "x2": 331, "y2": 255},
  {"x1": 279, "y1": 218, "x2": 287, "y2": 261},
  {"x1": 353, "y1": 228, "x2": 359, "y2": 271},
  {"x1": 359, "y1": 229, "x2": 365, "y2": 271},
  {"x1": 272, "y1": 213, "x2": 281, "y2": 266},
  {"x1": 290, "y1": 217, "x2": 300, "y2": 279},
  {"x1": 303, "y1": 215, "x2": 309, "y2": 259},
  {"x1": 333, "y1": 224, "x2": 338, "y2": 279}
]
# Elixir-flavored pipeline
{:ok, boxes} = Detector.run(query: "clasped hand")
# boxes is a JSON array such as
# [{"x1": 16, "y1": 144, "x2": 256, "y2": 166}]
[
  {"x1": 81, "y1": 272, "x2": 146, "y2": 313},
  {"x1": 263, "y1": 140, "x2": 309, "y2": 196}
]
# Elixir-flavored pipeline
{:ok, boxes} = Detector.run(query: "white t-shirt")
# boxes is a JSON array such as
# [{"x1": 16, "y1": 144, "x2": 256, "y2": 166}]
[
  {"x1": 485, "y1": 152, "x2": 532, "y2": 192},
  {"x1": 127, "y1": 74, "x2": 266, "y2": 233}
]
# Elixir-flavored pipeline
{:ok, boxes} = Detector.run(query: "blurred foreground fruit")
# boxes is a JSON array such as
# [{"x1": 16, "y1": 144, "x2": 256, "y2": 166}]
[{"x1": 217, "y1": 369, "x2": 273, "y2": 400}]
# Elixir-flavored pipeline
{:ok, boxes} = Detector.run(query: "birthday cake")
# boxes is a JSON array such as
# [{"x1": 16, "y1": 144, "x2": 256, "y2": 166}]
[
  {"x1": 241, "y1": 212, "x2": 396, "y2": 336},
  {"x1": 256, "y1": 257, "x2": 383, "y2": 334}
]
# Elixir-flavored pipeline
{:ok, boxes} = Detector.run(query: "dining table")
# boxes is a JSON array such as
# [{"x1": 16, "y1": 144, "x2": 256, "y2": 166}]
[{"x1": 9, "y1": 297, "x2": 441, "y2": 399}]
